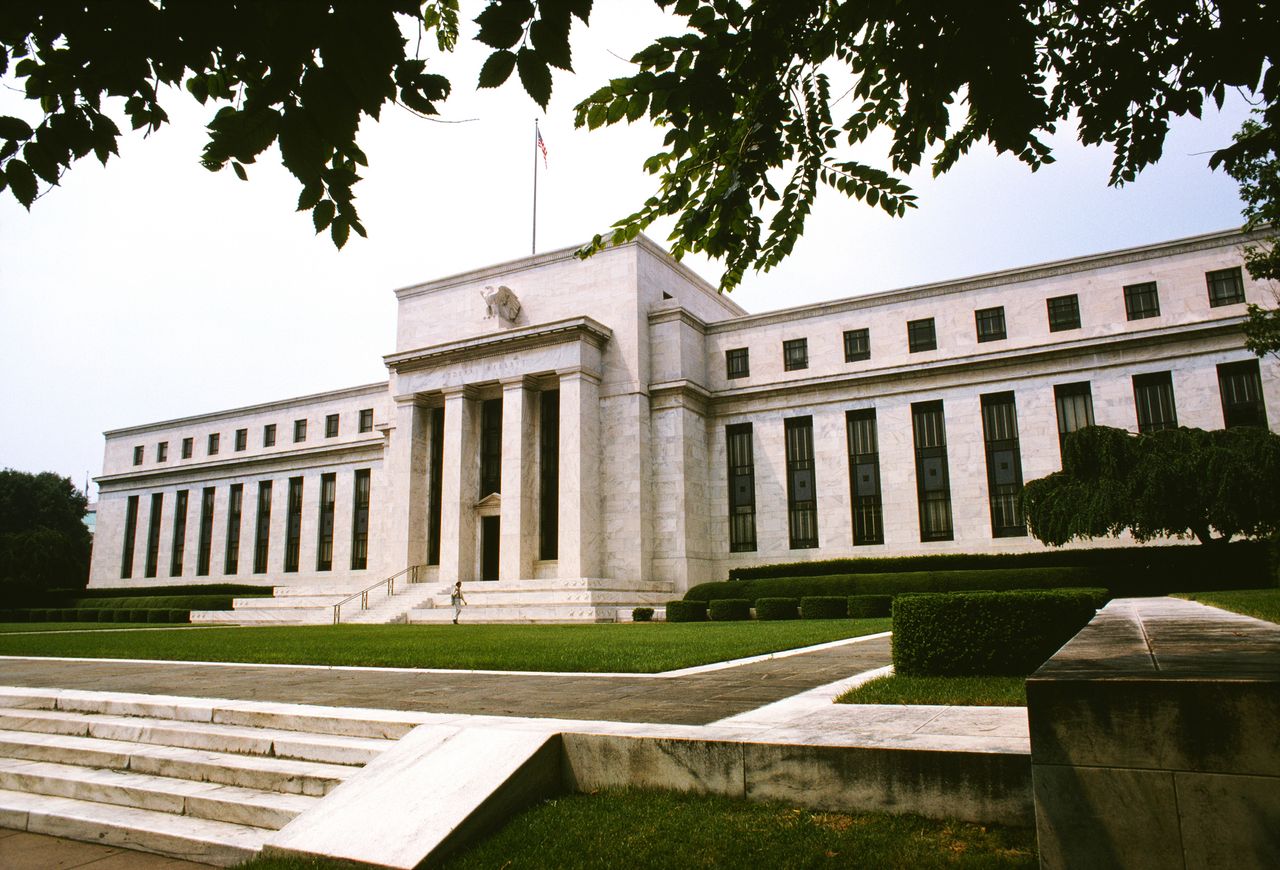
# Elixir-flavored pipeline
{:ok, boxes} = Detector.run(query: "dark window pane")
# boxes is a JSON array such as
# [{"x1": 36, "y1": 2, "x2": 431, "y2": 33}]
[
  {"x1": 783, "y1": 338, "x2": 808, "y2": 371},
  {"x1": 294, "y1": 419, "x2": 307, "y2": 442},
  {"x1": 784, "y1": 416, "x2": 818, "y2": 548},
  {"x1": 145, "y1": 492, "x2": 163, "y2": 578},
  {"x1": 325, "y1": 414, "x2": 339, "y2": 438},
  {"x1": 197, "y1": 487, "x2": 214, "y2": 576},
  {"x1": 134, "y1": 446, "x2": 144, "y2": 466},
  {"x1": 908, "y1": 318, "x2": 937, "y2": 353},
  {"x1": 1133, "y1": 372, "x2": 1178, "y2": 433},
  {"x1": 1047, "y1": 294, "x2": 1081, "y2": 332},
  {"x1": 726, "y1": 347, "x2": 750, "y2": 379},
  {"x1": 181, "y1": 438, "x2": 193, "y2": 459},
  {"x1": 208, "y1": 433, "x2": 220, "y2": 456},
  {"x1": 981, "y1": 392, "x2": 1026, "y2": 537},
  {"x1": 253, "y1": 481, "x2": 272, "y2": 574},
  {"x1": 912, "y1": 401, "x2": 953, "y2": 541},
  {"x1": 170, "y1": 490, "x2": 188, "y2": 576},
  {"x1": 1124, "y1": 282, "x2": 1160, "y2": 320},
  {"x1": 235, "y1": 429, "x2": 247, "y2": 451},
  {"x1": 359, "y1": 409, "x2": 374, "y2": 433},
  {"x1": 156, "y1": 442, "x2": 168, "y2": 462},
  {"x1": 121, "y1": 495, "x2": 139, "y2": 579},
  {"x1": 975, "y1": 307, "x2": 1006, "y2": 342},
  {"x1": 479, "y1": 398, "x2": 503, "y2": 497},
  {"x1": 284, "y1": 477, "x2": 303, "y2": 573},
  {"x1": 726, "y1": 423, "x2": 756, "y2": 552},
  {"x1": 846, "y1": 409, "x2": 883, "y2": 545},
  {"x1": 263, "y1": 424, "x2": 276, "y2": 447},
  {"x1": 1054, "y1": 382, "x2": 1095, "y2": 460},
  {"x1": 351, "y1": 469, "x2": 371, "y2": 569},
  {"x1": 1218, "y1": 359, "x2": 1267, "y2": 428},
  {"x1": 317, "y1": 473, "x2": 336, "y2": 571},
  {"x1": 539, "y1": 392, "x2": 559, "y2": 561},
  {"x1": 843, "y1": 328, "x2": 870, "y2": 362},
  {"x1": 428, "y1": 407, "x2": 446, "y2": 565},
  {"x1": 1207, "y1": 267, "x2": 1245, "y2": 307},
  {"x1": 225, "y1": 484, "x2": 242, "y2": 575}
]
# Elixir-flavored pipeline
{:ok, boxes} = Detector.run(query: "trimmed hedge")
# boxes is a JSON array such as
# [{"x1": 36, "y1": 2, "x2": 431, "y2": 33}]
[
  {"x1": 666, "y1": 600, "x2": 707, "y2": 623},
  {"x1": 892, "y1": 590, "x2": 1097, "y2": 677},
  {"x1": 56, "y1": 584, "x2": 270, "y2": 599},
  {"x1": 4, "y1": 608, "x2": 191, "y2": 625},
  {"x1": 66, "y1": 595, "x2": 243, "y2": 611},
  {"x1": 708, "y1": 598, "x2": 751, "y2": 621},
  {"x1": 847, "y1": 594, "x2": 893, "y2": 618},
  {"x1": 800, "y1": 596, "x2": 847, "y2": 619},
  {"x1": 686, "y1": 567, "x2": 1101, "y2": 603},
  {"x1": 632, "y1": 607, "x2": 654, "y2": 622},
  {"x1": 755, "y1": 597, "x2": 799, "y2": 620}
]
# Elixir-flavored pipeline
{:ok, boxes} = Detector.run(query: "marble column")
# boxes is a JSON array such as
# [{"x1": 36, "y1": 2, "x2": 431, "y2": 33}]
[
  {"x1": 557, "y1": 369, "x2": 602, "y2": 578},
  {"x1": 438, "y1": 386, "x2": 479, "y2": 583},
  {"x1": 499, "y1": 376, "x2": 538, "y2": 581},
  {"x1": 385, "y1": 397, "x2": 430, "y2": 573}
]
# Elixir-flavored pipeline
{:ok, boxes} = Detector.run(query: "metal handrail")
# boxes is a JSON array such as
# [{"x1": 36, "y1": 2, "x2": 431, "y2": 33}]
[{"x1": 332, "y1": 564, "x2": 431, "y2": 624}]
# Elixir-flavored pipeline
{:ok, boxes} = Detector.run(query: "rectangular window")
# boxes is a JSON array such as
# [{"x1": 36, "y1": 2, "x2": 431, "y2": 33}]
[
  {"x1": 181, "y1": 437, "x2": 193, "y2": 459},
  {"x1": 1218, "y1": 359, "x2": 1267, "y2": 428},
  {"x1": 351, "y1": 469, "x2": 371, "y2": 570},
  {"x1": 980, "y1": 393, "x2": 1027, "y2": 538},
  {"x1": 843, "y1": 328, "x2": 870, "y2": 362},
  {"x1": 157, "y1": 442, "x2": 168, "y2": 462},
  {"x1": 208, "y1": 433, "x2": 220, "y2": 456},
  {"x1": 317, "y1": 473, "x2": 336, "y2": 571},
  {"x1": 133, "y1": 446, "x2": 144, "y2": 466},
  {"x1": 145, "y1": 492, "x2": 163, "y2": 578},
  {"x1": 359, "y1": 408, "x2": 374, "y2": 433},
  {"x1": 783, "y1": 338, "x2": 808, "y2": 371},
  {"x1": 428, "y1": 407, "x2": 445, "y2": 565},
  {"x1": 197, "y1": 487, "x2": 214, "y2": 576},
  {"x1": 293, "y1": 419, "x2": 307, "y2": 442},
  {"x1": 726, "y1": 423, "x2": 757, "y2": 552},
  {"x1": 1124, "y1": 281, "x2": 1160, "y2": 320},
  {"x1": 225, "y1": 483, "x2": 243, "y2": 575},
  {"x1": 1054, "y1": 382, "x2": 1095, "y2": 459},
  {"x1": 725, "y1": 347, "x2": 750, "y2": 379},
  {"x1": 170, "y1": 489, "x2": 188, "y2": 576},
  {"x1": 479, "y1": 398, "x2": 503, "y2": 497},
  {"x1": 784, "y1": 416, "x2": 819, "y2": 549},
  {"x1": 975, "y1": 306, "x2": 1007, "y2": 342},
  {"x1": 1047, "y1": 294, "x2": 1081, "y2": 332},
  {"x1": 263, "y1": 424, "x2": 276, "y2": 447},
  {"x1": 120, "y1": 495, "x2": 139, "y2": 579},
  {"x1": 846, "y1": 409, "x2": 884, "y2": 546},
  {"x1": 912, "y1": 401, "x2": 954, "y2": 542},
  {"x1": 539, "y1": 392, "x2": 559, "y2": 561},
  {"x1": 908, "y1": 318, "x2": 937, "y2": 352},
  {"x1": 284, "y1": 477, "x2": 303, "y2": 573},
  {"x1": 253, "y1": 481, "x2": 272, "y2": 574},
  {"x1": 1133, "y1": 371, "x2": 1178, "y2": 433},
  {"x1": 1207, "y1": 267, "x2": 1245, "y2": 307},
  {"x1": 234, "y1": 428, "x2": 247, "y2": 452},
  {"x1": 325, "y1": 414, "x2": 339, "y2": 438}
]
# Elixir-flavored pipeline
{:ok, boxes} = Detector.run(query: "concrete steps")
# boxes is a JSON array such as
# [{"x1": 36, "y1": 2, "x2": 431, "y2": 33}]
[{"x1": 0, "y1": 689, "x2": 400, "y2": 866}]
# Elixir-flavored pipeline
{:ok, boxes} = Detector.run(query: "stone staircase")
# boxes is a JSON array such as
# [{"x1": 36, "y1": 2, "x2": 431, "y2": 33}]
[
  {"x1": 409, "y1": 577, "x2": 673, "y2": 624},
  {"x1": 0, "y1": 688, "x2": 410, "y2": 865}
]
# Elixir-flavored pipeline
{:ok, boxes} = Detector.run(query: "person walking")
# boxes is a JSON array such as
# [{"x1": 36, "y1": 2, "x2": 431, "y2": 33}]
[{"x1": 451, "y1": 581, "x2": 466, "y2": 624}]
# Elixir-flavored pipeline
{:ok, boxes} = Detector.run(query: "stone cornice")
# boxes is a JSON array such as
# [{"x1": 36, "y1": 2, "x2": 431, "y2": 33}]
[
  {"x1": 647, "y1": 306, "x2": 709, "y2": 332},
  {"x1": 103, "y1": 381, "x2": 389, "y2": 438},
  {"x1": 384, "y1": 316, "x2": 612, "y2": 374},
  {"x1": 96, "y1": 438, "x2": 385, "y2": 491},
  {"x1": 705, "y1": 227, "x2": 1269, "y2": 335},
  {"x1": 649, "y1": 379, "x2": 711, "y2": 415},
  {"x1": 708, "y1": 318, "x2": 1248, "y2": 411}
]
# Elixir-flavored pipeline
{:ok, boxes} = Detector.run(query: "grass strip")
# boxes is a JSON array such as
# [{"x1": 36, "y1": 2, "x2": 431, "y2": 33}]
[
  {"x1": 837, "y1": 674, "x2": 1027, "y2": 707},
  {"x1": 1173, "y1": 588, "x2": 1280, "y2": 625},
  {"x1": 0, "y1": 622, "x2": 188, "y2": 634},
  {"x1": 0, "y1": 619, "x2": 889, "y2": 673}
]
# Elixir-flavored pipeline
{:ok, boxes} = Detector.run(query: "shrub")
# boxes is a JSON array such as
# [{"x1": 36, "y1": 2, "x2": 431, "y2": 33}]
[
  {"x1": 892, "y1": 590, "x2": 1097, "y2": 677},
  {"x1": 755, "y1": 597, "x2": 799, "y2": 620},
  {"x1": 147, "y1": 609, "x2": 168, "y2": 623},
  {"x1": 60, "y1": 608, "x2": 77, "y2": 622},
  {"x1": 129, "y1": 609, "x2": 149, "y2": 623},
  {"x1": 97, "y1": 609, "x2": 116, "y2": 622},
  {"x1": 69, "y1": 595, "x2": 243, "y2": 611},
  {"x1": 69, "y1": 584, "x2": 270, "y2": 598},
  {"x1": 168, "y1": 609, "x2": 191, "y2": 623},
  {"x1": 847, "y1": 594, "x2": 893, "y2": 618},
  {"x1": 708, "y1": 598, "x2": 751, "y2": 621},
  {"x1": 632, "y1": 607, "x2": 654, "y2": 622},
  {"x1": 800, "y1": 596, "x2": 847, "y2": 619},
  {"x1": 686, "y1": 567, "x2": 1100, "y2": 603},
  {"x1": 76, "y1": 609, "x2": 98, "y2": 622},
  {"x1": 665, "y1": 600, "x2": 707, "y2": 623}
]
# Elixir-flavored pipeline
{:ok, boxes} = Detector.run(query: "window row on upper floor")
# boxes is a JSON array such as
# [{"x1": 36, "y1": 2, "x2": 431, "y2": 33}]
[
  {"x1": 723, "y1": 266, "x2": 1247, "y2": 379},
  {"x1": 130, "y1": 408, "x2": 376, "y2": 467}
]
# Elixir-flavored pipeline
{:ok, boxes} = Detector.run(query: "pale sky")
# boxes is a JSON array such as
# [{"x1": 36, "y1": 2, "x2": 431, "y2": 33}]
[{"x1": 0, "y1": 3, "x2": 1255, "y2": 498}]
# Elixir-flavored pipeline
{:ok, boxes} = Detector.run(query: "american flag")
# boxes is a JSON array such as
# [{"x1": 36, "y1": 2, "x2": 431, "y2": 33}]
[{"x1": 536, "y1": 128, "x2": 548, "y2": 168}]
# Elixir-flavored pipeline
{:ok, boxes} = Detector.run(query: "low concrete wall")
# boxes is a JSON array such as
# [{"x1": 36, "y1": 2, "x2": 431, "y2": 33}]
[{"x1": 1027, "y1": 597, "x2": 1280, "y2": 869}]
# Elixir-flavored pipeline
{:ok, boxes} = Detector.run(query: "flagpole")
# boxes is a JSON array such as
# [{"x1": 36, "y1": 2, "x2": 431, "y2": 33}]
[{"x1": 532, "y1": 119, "x2": 539, "y2": 255}]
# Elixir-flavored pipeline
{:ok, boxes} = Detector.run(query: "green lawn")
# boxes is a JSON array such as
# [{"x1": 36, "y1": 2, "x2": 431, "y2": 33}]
[
  {"x1": 0, "y1": 619, "x2": 889, "y2": 673},
  {"x1": 0, "y1": 622, "x2": 191, "y2": 634},
  {"x1": 237, "y1": 791, "x2": 1036, "y2": 870},
  {"x1": 1174, "y1": 588, "x2": 1280, "y2": 625},
  {"x1": 837, "y1": 674, "x2": 1027, "y2": 707}
]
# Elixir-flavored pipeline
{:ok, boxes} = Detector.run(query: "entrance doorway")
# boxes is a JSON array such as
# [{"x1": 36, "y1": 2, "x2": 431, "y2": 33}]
[{"x1": 480, "y1": 516, "x2": 500, "y2": 581}]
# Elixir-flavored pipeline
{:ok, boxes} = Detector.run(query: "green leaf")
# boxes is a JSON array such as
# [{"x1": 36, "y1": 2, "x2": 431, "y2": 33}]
[
  {"x1": 0, "y1": 115, "x2": 33, "y2": 141},
  {"x1": 23, "y1": 140, "x2": 60, "y2": 185},
  {"x1": 6, "y1": 159, "x2": 37, "y2": 208},
  {"x1": 312, "y1": 199, "x2": 336, "y2": 233},
  {"x1": 232, "y1": 161, "x2": 248, "y2": 181},
  {"x1": 478, "y1": 50, "x2": 517, "y2": 89},
  {"x1": 331, "y1": 217, "x2": 350, "y2": 248},
  {"x1": 475, "y1": 1, "x2": 530, "y2": 50},
  {"x1": 296, "y1": 180, "x2": 323, "y2": 211},
  {"x1": 516, "y1": 48, "x2": 552, "y2": 109}
]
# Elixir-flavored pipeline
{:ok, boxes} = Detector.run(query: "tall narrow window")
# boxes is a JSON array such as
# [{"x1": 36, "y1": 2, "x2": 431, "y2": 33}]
[
  {"x1": 133, "y1": 445, "x2": 144, "y2": 466},
  {"x1": 1217, "y1": 360, "x2": 1267, "y2": 428},
  {"x1": 351, "y1": 469, "x2": 371, "y2": 570},
  {"x1": 427, "y1": 408, "x2": 445, "y2": 565},
  {"x1": 912, "y1": 401, "x2": 954, "y2": 542},
  {"x1": 843, "y1": 328, "x2": 870, "y2": 362},
  {"x1": 1124, "y1": 282, "x2": 1160, "y2": 320},
  {"x1": 981, "y1": 393, "x2": 1027, "y2": 537},
  {"x1": 908, "y1": 318, "x2": 937, "y2": 352},
  {"x1": 784, "y1": 416, "x2": 819, "y2": 548},
  {"x1": 1206, "y1": 267, "x2": 1245, "y2": 307},
  {"x1": 539, "y1": 391, "x2": 559, "y2": 560},
  {"x1": 263, "y1": 424, "x2": 277, "y2": 447},
  {"x1": 145, "y1": 492, "x2": 163, "y2": 578},
  {"x1": 1133, "y1": 371, "x2": 1178, "y2": 433},
  {"x1": 317, "y1": 473, "x2": 336, "y2": 571},
  {"x1": 181, "y1": 437, "x2": 193, "y2": 459},
  {"x1": 325, "y1": 414, "x2": 339, "y2": 438},
  {"x1": 846, "y1": 409, "x2": 883, "y2": 545},
  {"x1": 479, "y1": 398, "x2": 503, "y2": 497},
  {"x1": 726, "y1": 423, "x2": 757, "y2": 552},
  {"x1": 359, "y1": 408, "x2": 374, "y2": 433},
  {"x1": 225, "y1": 484, "x2": 243, "y2": 574},
  {"x1": 170, "y1": 489, "x2": 188, "y2": 576},
  {"x1": 725, "y1": 347, "x2": 750, "y2": 379},
  {"x1": 157, "y1": 442, "x2": 168, "y2": 462},
  {"x1": 975, "y1": 307, "x2": 1007, "y2": 342},
  {"x1": 783, "y1": 338, "x2": 809, "y2": 371},
  {"x1": 120, "y1": 495, "x2": 139, "y2": 579},
  {"x1": 253, "y1": 481, "x2": 272, "y2": 574},
  {"x1": 197, "y1": 487, "x2": 214, "y2": 576},
  {"x1": 1054, "y1": 382, "x2": 1095, "y2": 459},
  {"x1": 208, "y1": 433, "x2": 220, "y2": 456},
  {"x1": 1047, "y1": 294, "x2": 1081, "y2": 332},
  {"x1": 284, "y1": 477, "x2": 303, "y2": 573},
  {"x1": 234, "y1": 429, "x2": 247, "y2": 451},
  {"x1": 294, "y1": 419, "x2": 307, "y2": 442}
]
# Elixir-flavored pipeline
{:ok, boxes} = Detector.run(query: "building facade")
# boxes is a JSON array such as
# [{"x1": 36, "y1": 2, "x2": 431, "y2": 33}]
[{"x1": 89, "y1": 229, "x2": 1279, "y2": 618}]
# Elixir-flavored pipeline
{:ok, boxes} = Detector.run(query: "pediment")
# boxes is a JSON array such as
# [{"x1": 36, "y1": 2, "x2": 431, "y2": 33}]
[{"x1": 475, "y1": 491, "x2": 502, "y2": 515}]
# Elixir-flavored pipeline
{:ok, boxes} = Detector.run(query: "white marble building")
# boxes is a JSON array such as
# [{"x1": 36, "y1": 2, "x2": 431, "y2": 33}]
[{"x1": 88, "y1": 228, "x2": 1278, "y2": 621}]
